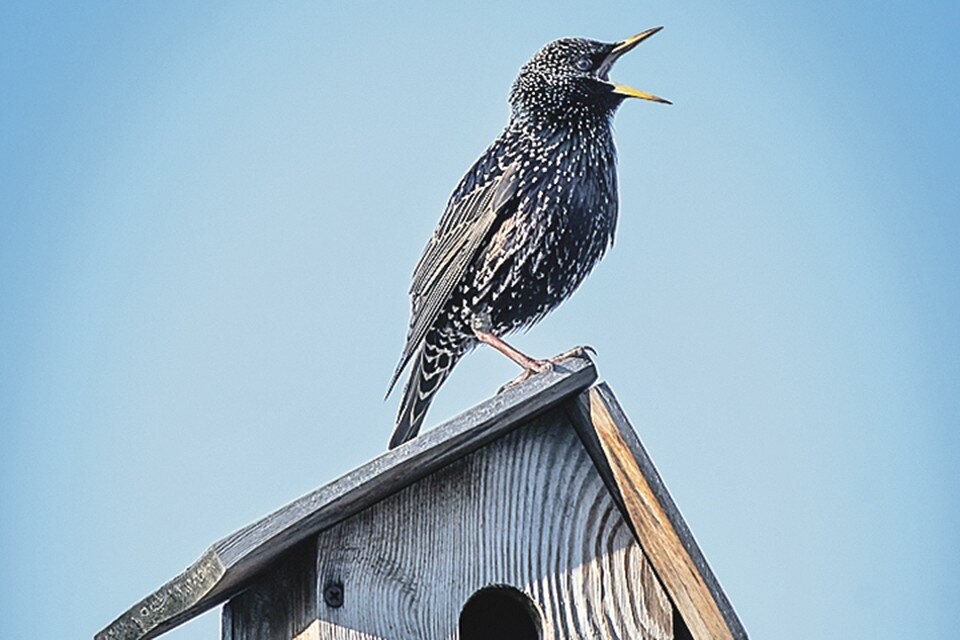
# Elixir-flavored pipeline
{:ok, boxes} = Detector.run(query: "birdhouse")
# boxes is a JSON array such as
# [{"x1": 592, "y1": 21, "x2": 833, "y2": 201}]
[{"x1": 97, "y1": 356, "x2": 746, "y2": 640}]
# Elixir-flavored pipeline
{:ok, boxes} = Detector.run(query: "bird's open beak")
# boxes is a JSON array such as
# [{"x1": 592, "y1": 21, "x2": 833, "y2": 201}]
[{"x1": 604, "y1": 27, "x2": 671, "y2": 105}]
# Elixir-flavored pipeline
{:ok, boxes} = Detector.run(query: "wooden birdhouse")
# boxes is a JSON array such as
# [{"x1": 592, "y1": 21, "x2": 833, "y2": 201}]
[{"x1": 97, "y1": 356, "x2": 747, "y2": 640}]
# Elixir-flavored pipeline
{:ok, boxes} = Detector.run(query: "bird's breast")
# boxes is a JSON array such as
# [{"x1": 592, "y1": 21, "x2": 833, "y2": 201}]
[{"x1": 469, "y1": 135, "x2": 618, "y2": 331}]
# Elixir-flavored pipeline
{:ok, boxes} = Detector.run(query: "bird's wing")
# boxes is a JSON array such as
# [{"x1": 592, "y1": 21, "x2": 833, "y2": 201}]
[{"x1": 386, "y1": 161, "x2": 520, "y2": 396}]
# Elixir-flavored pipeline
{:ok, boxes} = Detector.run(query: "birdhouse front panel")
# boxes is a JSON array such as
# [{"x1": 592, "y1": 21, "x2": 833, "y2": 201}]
[{"x1": 233, "y1": 410, "x2": 674, "y2": 639}]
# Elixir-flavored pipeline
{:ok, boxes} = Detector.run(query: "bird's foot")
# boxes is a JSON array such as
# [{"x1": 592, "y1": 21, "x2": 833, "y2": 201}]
[
  {"x1": 548, "y1": 344, "x2": 597, "y2": 365},
  {"x1": 496, "y1": 346, "x2": 595, "y2": 393},
  {"x1": 498, "y1": 361, "x2": 552, "y2": 393}
]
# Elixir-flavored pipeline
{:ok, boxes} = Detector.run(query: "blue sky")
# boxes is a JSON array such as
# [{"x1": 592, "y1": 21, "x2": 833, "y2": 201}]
[{"x1": 1, "y1": 2, "x2": 957, "y2": 638}]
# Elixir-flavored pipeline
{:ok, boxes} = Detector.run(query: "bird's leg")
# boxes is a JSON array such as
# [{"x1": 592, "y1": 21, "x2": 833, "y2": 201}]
[
  {"x1": 472, "y1": 329, "x2": 552, "y2": 375},
  {"x1": 470, "y1": 316, "x2": 596, "y2": 392},
  {"x1": 469, "y1": 313, "x2": 551, "y2": 391}
]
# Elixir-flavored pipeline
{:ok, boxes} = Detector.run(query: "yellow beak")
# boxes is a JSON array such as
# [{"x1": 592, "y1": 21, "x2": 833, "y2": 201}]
[
  {"x1": 611, "y1": 27, "x2": 664, "y2": 55},
  {"x1": 607, "y1": 27, "x2": 671, "y2": 105},
  {"x1": 611, "y1": 84, "x2": 672, "y2": 104}
]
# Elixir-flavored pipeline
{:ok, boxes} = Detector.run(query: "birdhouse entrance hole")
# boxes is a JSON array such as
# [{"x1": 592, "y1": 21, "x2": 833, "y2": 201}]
[{"x1": 458, "y1": 585, "x2": 541, "y2": 640}]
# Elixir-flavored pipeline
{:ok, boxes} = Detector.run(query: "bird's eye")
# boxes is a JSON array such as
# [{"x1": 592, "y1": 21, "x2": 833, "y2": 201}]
[{"x1": 574, "y1": 56, "x2": 593, "y2": 71}]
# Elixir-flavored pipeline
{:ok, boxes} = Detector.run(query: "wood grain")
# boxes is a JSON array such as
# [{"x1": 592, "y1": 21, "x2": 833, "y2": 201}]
[
  {"x1": 310, "y1": 411, "x2": 673, "y2": 639},
  {"x1": 96, "y1": 356, "x2": 597, "y2": 640},
  {"x1": 566, "y1": 386, "x2": 747, "y2": 640},
  {"x1": 95, "y1": 549, "x2": 225, "y2": 640},
  {"x1": 222, "y1": 540, "x2": 318, "y2": 640}
]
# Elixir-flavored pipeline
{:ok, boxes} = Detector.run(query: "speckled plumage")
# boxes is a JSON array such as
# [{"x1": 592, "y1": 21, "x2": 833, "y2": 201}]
[{"x1": 388, "y1": 31, "x2": 668, "y2": 448}]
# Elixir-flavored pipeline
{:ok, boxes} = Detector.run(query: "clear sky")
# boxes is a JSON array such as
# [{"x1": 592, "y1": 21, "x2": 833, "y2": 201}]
[{"x1": 1, "y1": 1, "x2": 957, "y2": 638}]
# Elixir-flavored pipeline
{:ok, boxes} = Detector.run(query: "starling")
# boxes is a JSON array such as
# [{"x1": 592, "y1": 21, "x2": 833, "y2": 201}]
[{"x1": 387, "y1": 28, "x2": 669, "y2": 448}]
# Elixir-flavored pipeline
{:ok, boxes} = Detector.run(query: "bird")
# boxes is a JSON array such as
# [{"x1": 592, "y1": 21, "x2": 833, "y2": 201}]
[{"x1": 386, "y1": 28, "x2": 670, "y2": 448}]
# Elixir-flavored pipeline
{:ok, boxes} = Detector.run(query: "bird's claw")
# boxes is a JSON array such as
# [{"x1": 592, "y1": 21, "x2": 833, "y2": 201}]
[
  {"x1": 528, "y1": 358, "x2": 554, "y2": 373},
  {"x1": 497, "y1": 346, "x2": 597, "y2": 393},
  {"x1": 549, "y1": 345, "x2": 597, "y2": 364}
]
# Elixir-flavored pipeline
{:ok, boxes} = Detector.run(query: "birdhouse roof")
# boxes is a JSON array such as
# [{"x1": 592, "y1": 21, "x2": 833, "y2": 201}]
[{"x1": 96, "y1": 356, "x2": 746, "y2": 640}]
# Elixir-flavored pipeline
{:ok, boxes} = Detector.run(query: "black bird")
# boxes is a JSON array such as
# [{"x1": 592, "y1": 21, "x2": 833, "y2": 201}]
[{"x1": 387, "y1": 28, "x2": 669, "y2": 448}]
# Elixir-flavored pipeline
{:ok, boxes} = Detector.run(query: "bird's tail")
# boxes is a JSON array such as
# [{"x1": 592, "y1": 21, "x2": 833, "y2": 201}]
[{"x1": 389, "y1": 331, "x2": 463, "y2": 449}]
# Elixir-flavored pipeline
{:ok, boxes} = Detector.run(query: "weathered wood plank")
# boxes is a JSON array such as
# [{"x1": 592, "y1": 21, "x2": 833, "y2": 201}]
[
  {"x1": 310, "y1": 411, "x2": 673, "y2": 639},
  {"x1": 565, "y1": 385, "x2": 747, "y2": 640},
  {"x1": 222, "y1": 539, "x2": 318, "y2": 640},
  {"x1": 96, "y1": 356, "x2": 597, "y2": 640},
  {"x1": 95, "y1": 550, "x2": 225, "y2": 640}
]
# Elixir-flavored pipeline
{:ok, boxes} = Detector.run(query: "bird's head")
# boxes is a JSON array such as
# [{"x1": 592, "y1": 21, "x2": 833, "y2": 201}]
[{"x1": 509, "y1": 27, "x2": 670, "y2": 121}]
